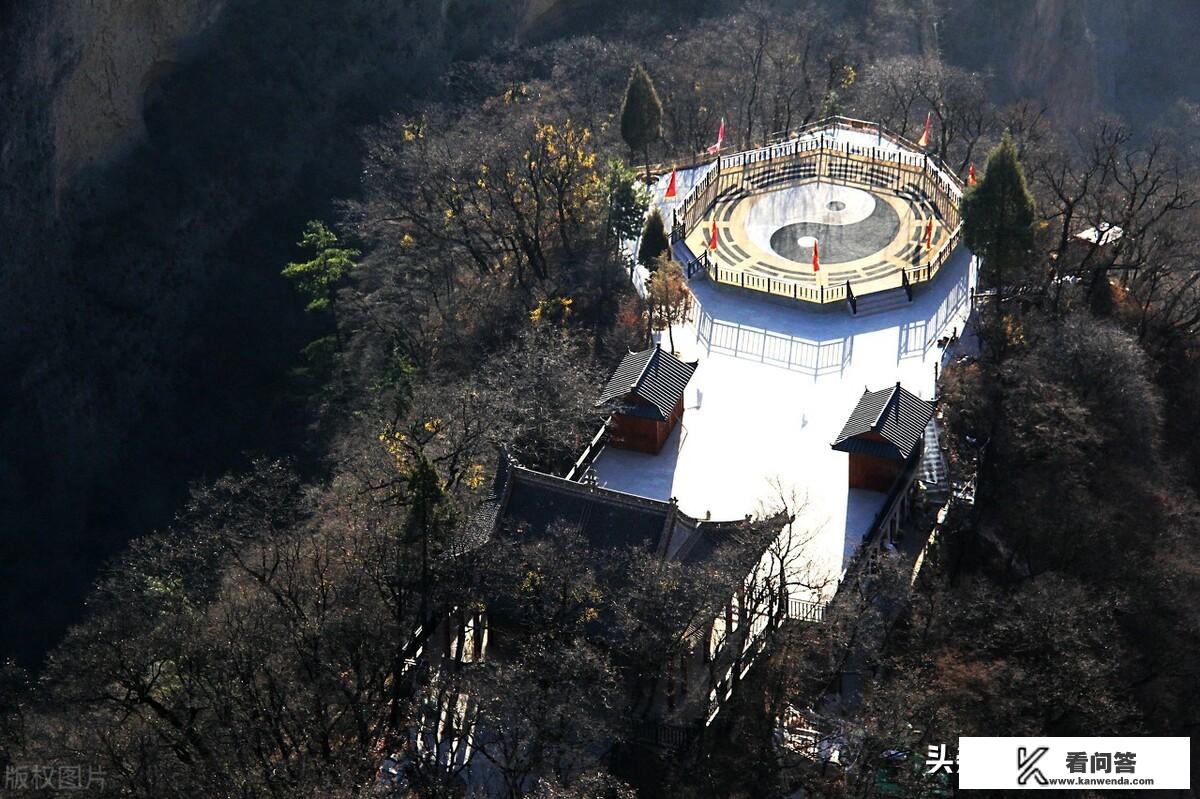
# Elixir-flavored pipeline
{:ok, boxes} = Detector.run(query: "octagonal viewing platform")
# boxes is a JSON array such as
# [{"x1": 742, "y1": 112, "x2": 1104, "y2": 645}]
[{"x1": 667, "y1": 117, "x2": 965, "y2": 307}]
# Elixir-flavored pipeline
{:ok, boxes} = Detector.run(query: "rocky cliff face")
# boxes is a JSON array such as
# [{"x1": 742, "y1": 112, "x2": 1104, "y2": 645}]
[
  {"x1": 939, "y1": 0, "x2": 1200, "y2": 123},
  {"x1": 0, "y1": 0, "x2": 562, "y2": 667},
  {"x1": 1010, "y1": 0, "x2": 1102, "y2": 122},
  {"x1": 7, "y1": 0, "x2": 578, "y2": 209},
  {"x1": 47, "y1": 0, "x2": 229, "y2": 200},
  {"x1": 1, "y1": 1, "x2": 228, "y2": 222}
]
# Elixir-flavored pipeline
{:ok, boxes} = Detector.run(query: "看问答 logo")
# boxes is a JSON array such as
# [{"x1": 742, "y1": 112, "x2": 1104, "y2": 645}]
[{"x1": 1017, "y1": 746, "x2": 1049, "y2": 785}]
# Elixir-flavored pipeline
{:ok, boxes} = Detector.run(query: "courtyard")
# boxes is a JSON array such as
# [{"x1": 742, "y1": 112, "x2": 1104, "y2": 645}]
[{"x1": 599, "y1": 236, "x2": 976, "y2": 598}]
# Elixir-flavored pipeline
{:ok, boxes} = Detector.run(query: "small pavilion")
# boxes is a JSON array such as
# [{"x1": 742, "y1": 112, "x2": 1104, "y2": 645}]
[
  {"x1": 831, "y1": 382, "x2": 935, "y2": 492},
  {"x1": 597, "y1": 345, "x2": 698, "y2": 454}
]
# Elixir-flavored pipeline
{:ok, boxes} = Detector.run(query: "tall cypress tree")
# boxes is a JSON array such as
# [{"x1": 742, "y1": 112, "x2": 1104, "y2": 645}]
[
  {"x1": 962, "y1": 132, "x2": 1036, "y2": 311},
  {"x1": 620, "y1": 64, "x2": 663, "y2": 180},
  {"x1": 605, "y1": 158, "x2": 651, "y2": 244},
  {"x1": 638, "y1": 209, "x2": 670, "y2": 268}
]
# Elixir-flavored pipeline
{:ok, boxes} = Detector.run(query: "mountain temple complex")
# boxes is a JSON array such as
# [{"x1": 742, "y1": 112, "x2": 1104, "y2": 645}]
[{"x1": 417, "y1": 117, "x2": 977, "y2": 783}]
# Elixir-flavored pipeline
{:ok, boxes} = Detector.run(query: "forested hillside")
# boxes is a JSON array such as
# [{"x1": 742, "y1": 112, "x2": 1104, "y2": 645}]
[
  {"x1": 4, "y1": 0, "x2": 1199, "y2": 672},
  {"x1": 4, "y1": 0, "x2": 1200, "y2": 796},
  {"x1": 0, "y1": 0, "x2": 661, "y2": 666}
]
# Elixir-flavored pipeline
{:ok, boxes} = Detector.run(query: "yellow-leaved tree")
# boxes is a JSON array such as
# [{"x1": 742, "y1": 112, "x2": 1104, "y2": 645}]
[{"x1": 647, "y1": 255, "x2": 691, "y2": 354}]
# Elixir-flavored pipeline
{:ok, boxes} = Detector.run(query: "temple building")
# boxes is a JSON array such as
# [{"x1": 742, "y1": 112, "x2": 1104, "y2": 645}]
[
  {"x1": 832, "y1": 382, "x2": 936, "y2": 492},
  {"x1": 394, "y1": 118, "x2": 976, "y2": 789},
  {"x1": 596, "y1": 345, "x2": 697, "y2": 454},
  {"x1": 458, "y1": 447, "x2": 800, "y2": 752}
]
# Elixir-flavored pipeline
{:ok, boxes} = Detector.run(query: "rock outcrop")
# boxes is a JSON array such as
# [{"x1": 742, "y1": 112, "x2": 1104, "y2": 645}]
[
  {"x1": 51, "y1": 1, "x2": 229, "y2": 199},
  {"x1": 0, "y1": 0, "x2": 563, "y2": 667}
]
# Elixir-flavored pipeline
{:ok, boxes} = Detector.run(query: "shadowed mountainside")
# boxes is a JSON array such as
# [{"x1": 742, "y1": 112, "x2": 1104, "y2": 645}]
[
  {"x1": 3, "y1": 0, "x2": 1200, "y2": 670},
  {"x1": 0, "y1": 0, "x2": 553, "y2": 667}
]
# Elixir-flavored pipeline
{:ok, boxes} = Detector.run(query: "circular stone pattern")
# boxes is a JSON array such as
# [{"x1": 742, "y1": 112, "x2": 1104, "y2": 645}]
[{"x1": 769, "y1": 196, "x2": 900, "y2": 265}]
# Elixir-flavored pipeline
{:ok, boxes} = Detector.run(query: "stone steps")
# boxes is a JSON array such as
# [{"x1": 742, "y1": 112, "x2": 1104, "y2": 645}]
[
  {"x1": 851, "y1": 286, "x2": 911, "y2": 316},
  {"x1": 919, "y1": 420, "x2": 947, "y2": 487}
]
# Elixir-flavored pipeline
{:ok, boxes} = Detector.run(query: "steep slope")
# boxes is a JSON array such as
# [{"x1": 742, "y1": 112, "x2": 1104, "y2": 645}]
[
  {"x1": 0, "y1": 0, "x2": 549, "y2": 667},
  {"x1": 938, "y1": 0, "x2": 1200, "y2": 122}
]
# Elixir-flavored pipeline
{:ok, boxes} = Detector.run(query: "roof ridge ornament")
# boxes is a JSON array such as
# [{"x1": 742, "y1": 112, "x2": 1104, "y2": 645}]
[
  {"x1": 871, "y1": 382, "x2": 903, "y2": 431},
  {"x1": 632, "y1": 345, "x2": 657, "y2": 392}
]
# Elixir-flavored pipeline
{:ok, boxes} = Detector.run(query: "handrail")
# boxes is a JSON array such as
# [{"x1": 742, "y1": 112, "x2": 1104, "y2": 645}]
[
  {"x1": 787, "y1": 597, "x2": 828, "y2": 623},
  {"x1": 867, "y1": 448, "x2": 921, "y2": 543},
  {"x1": 665, "y1": 122, "x2": 964, "y2": 307},
  {"x1": 759, "y1": 115, "x2": 964, "y2": 191},
  {"x1": 565, "y1": 420, "x2": 611, "y2": 482},
  {"x1": 654, "y1": 723, "x2": 693, "y2": 750},
  {"x1": 670, "y1": 116, "x2": 964, "y2": 224}
]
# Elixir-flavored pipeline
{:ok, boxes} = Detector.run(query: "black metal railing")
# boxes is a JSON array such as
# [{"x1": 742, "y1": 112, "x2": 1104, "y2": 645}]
[
  {"x1": 655, "y1": 723, "x2": 692, "y2": 750},
  {"x1": 676, "y1": 135, "x2": 963, "y2": 236},
  {"x1": 868, "y1": 449, "x2": 921, "y2": 543},
  {"x1": 902, "y1": 223, "x2": 962, "y2": 289}
]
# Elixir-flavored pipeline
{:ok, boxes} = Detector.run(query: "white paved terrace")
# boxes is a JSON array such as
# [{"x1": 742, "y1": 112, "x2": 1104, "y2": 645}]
[{"x1": 594, "y1": 246, "x2": 977, "y2": 597}]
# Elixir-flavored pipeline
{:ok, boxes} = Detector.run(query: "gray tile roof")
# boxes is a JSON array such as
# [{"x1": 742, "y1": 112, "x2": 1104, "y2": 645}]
[
  {"x1": 831, "y1": 382, "x2": 935, "y2": 461},
  {"x1": 466, "y1": 449, "x2": 789, "y2": 647},
  {"x1": 467, "y1": 447, "x2": 675, "y2": 552},
  {"x1": 597, "y1": 346, "x2": 698, "y2": 421},
  {"x1": 499, "y1": 468, "x2": 674, "y2": 553},
  {"x1": 469, "y1": 449, "x2": 773, "y2": 573}
]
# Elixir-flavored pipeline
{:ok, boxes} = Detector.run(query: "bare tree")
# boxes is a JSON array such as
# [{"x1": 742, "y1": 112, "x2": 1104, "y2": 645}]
[{"x1": 646, "y1": 255, "x2": 692, "y2": 353}]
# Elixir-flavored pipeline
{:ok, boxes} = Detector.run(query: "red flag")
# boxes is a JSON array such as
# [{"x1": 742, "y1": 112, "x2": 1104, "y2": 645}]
[
  {"x1": 917, "y1": 111, "x2": 932, "y2": 148},
  {"x1": 706, "y1": 118, "x2": 726, "y2": 155},
  {"x1": 924, "y1": 219, "x2": 934, "y2": 248},
  {"x1": 968, "y1": 163, "x2": 977, "y2": 186},
  {"x1": 709, "y1": 220, "x2": 719, "y2": 250},
  {"x1": 812, "y1": 240, "x2": 820, "y2": 273},
  {"x1": 665, "y1": 167, "x2": 677, "y2": 198}
]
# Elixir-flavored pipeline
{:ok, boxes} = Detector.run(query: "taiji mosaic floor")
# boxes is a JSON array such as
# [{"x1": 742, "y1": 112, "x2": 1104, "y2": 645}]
[{"x1": 685, "y1": 180, "x2": 951, "y2": 297}]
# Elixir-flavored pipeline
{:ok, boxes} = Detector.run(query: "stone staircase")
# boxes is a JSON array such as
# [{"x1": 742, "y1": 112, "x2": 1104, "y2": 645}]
[
  {"x1": 851, "y1": 285, "x2": 911, "y2": 316},
  {"x1": 918, "y1": 418, "x2": 950, "y2": 503}
]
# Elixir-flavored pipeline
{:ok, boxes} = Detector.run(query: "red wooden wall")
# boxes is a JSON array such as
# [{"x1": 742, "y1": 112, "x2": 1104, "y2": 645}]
[{"x1": 610, "y1": 396, "x2": 685, "y2": 454}]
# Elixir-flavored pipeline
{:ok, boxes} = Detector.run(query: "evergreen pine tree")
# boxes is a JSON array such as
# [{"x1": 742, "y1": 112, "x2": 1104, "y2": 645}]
[
  {"x1": 281, "y1": 220, "x2": 360, "y2": 312},
  {"x1": 638, "y1": 209, "x2": 670, "y2": 268},
  {"x1": 962, "y1": 133, "x2": 1036, "y2": 306},
  {"x1": 605, "y1": 158, "x2": 651, "y2": 243},
  {"x1": 620, "y1": 64, "x2": 663, "y2": 180}
]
